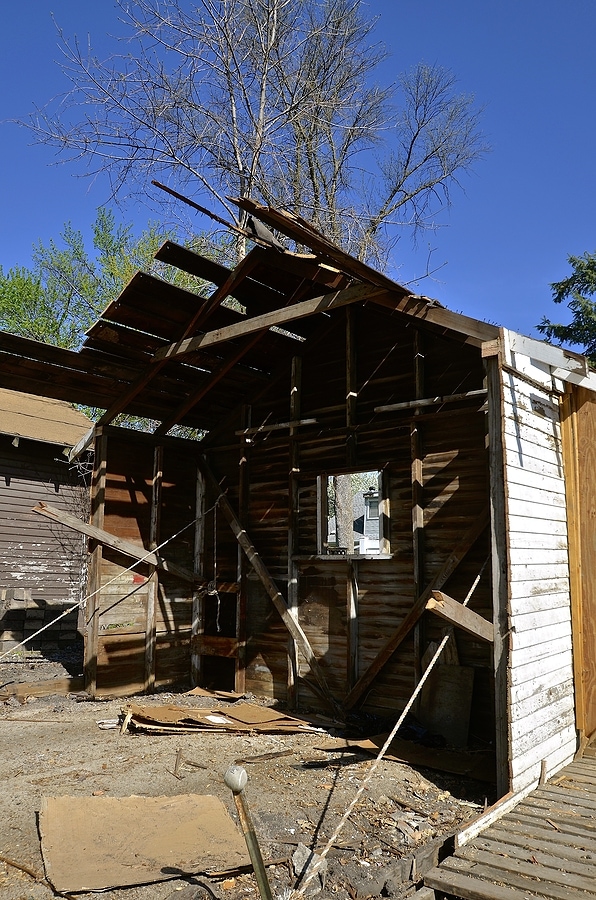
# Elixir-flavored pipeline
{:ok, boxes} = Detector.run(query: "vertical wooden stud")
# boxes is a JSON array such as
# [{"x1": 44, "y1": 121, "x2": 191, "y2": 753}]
[
  {"x1": 486, "y1": 353, "x2": 511, "y2": 796},
  {"x1": 379, "y1": 468, "x2": 391, "y2": 556},
  {"x1": 144, "y1": 443, "x2": 163, "y2": 693},
  {"x1": 347, "y1": 558, "x2": 359, "y2": 689},
  {"x1": 411, "y1": 330, "x2": 425, "y2": 684},
  {"x1": 287, "y1": 358, "x2": 302, "y2": 707},
  {"x1": 84, "y1": 428, "x2": 106, "y2": 697},
  {"x1": 236, "y1": 405, "x2": 251, "y2": 694},
  {"x1": 346, "y1": 306, "x2": 358, "y2": 468},
  {"x1": 191, "y1": 466, "x2": 206, "y2": 687}
]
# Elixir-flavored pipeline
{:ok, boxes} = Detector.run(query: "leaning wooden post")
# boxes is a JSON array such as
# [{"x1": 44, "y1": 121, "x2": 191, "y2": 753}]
[{"x1": 197, "y1": 454, "x2": 342, "y2": 718}]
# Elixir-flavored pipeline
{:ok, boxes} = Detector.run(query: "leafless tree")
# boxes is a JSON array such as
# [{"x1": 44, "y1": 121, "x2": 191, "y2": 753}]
[{"x1": 26, "y1": 0, "x2": 487, "y2": 263}]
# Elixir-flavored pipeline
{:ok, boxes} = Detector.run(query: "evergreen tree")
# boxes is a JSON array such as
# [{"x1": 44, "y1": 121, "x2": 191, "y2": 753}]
[{"x1": 538, "y1": 251, "x2": 596, "y2": 363}]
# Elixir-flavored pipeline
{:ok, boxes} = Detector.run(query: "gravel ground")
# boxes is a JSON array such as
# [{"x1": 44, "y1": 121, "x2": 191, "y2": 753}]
[{"x1": 0, "y1": 650, "x2": 494, "y2": 900}]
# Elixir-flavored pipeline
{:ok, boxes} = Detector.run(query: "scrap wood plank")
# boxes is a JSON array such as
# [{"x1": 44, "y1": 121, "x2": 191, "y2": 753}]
[
  {"x1": 0, "y1": 676, "x2": 84, "y2": 701},
  {"x1": 343, "y1": 507, "x2": 489, "y2": 710},
  {"x1": 495, "y1": 814, "x2": 596, "y2": 850},
  {"x1": 33, "y1": 502, "x2": 195, "y2": 583},
  {"x1": 424, "y1": 862, "x2": 554, "y2": 900},
  {"x1": 455, "y1": 846, "x2": 596, "y2": 897},
  {"x1": 154, "y1": 282, "x2": 386, "y2": 361},
  {"x1": 197, "y1": 454, "x2": 342, "y2": 717},
  {"x1": 426, "y1": 591, "x2": 494, "y2": 643},
  {"x1": 475, "y1": 831, "x2": 596, "y2": 871}
]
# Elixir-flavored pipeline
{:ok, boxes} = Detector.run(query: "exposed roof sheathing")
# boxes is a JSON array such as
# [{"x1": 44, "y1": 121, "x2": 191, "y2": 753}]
[
  {"x1": 0, "y1": 388, "x2": 93, "y2": 447},
  {"x1": 0, "y1": 200, "x2": 501, "y2": 438}
]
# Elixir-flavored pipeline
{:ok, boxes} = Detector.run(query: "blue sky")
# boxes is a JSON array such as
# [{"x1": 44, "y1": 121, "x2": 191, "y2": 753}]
[{"x1": 1, "y1": 1, "x2": 595, "y2": 340}]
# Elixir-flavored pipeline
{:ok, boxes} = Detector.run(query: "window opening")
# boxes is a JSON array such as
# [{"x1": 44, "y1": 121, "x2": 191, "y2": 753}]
[{"x1": 319, "y1": 470, "x2": 389, "y2": 556}]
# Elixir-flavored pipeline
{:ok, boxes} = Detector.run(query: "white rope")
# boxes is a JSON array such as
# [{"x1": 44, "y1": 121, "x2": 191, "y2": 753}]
[
  {"x1": 0, "y1": 503, "x2": 218, "y2": 663},
  {"x1": 293, "y1": 557, "x2": 490, "y2": 896}
]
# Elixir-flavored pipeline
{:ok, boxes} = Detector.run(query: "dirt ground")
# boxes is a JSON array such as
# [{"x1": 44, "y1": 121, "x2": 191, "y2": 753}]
[{"x1": 0, "y1": 648, "x2": 495, "y2": 900}]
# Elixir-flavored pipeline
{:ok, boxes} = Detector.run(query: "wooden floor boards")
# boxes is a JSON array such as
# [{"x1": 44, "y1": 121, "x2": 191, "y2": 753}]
[{"x1": 424, "y1": 756, "x2": 596, "y2": 899}]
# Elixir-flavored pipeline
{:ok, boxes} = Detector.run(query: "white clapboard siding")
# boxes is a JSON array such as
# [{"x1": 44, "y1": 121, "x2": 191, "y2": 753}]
[
  {"x1": 505, "y1": 466, "x2": 568, "y2": 497},
  {"x1": 512, "y1": 601, "x2": 571, "y2": 632},
  {"x1": 506, "y1": 496, "x2": 567, "y2": 522},
  {"x1": 509, "y1": 670, "x2": 575, "y2": 712},
  {"x1": 500, "y1": 345, "x2": 576, "y2": 793},
  {"x1": 509, "y1": 578, "x2": 570, "y2": 603},
  {"x1": 506, "y1": 514, "x2": 567, "y2": 537},
  {"x1": 510, "y1": 678, "x2": 574, "y2": 722},
  {"x1": 510, "y1": 620, "x2": 571, "y2": 652},
  {"x1": 502, "y1": 427, "x2": 564, "y2": 467},
  {"x1": 511, "y1": 728, "x2": 577, "y2": 785}
]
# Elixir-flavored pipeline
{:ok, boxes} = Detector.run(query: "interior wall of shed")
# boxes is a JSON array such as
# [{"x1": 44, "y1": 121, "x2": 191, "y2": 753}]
[
  {"x1": 201, "y1": 307, "x2": 494, "y2": 749},
  {"x1": 85, "y1": 428, "x2": 199, "y2": 697}
]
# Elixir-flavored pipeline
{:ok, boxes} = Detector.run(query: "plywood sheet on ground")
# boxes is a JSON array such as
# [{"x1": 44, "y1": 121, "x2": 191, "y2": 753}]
[{"x1": 39, "y1": 793, "x2": 250, "y2": 892}]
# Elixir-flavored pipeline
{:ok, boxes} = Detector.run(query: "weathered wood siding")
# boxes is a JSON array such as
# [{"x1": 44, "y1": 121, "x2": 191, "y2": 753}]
[
  {"x1": 86, "y1": 428, "x2": 198, "y2": 696},
  {"x1": 0, "y1": 434, "x2": 87, "y2": 605},
  {"x1": 207, "y1": 306, "x2": 493, "y2": 728},
  {"x1": 497, "y1": 345, "x2": 576, "y2": 792}
]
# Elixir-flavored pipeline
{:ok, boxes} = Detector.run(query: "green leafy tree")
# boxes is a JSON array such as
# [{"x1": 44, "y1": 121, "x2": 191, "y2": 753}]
[
  {"x1": 537, "y1": 251, "x2": 596, "y2": 363},
  {"x1": 0, "y1": 208, "x2": 217, "y2": 350}
]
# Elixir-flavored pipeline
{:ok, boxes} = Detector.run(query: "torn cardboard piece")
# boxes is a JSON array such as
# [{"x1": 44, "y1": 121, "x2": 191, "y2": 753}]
[
  {"x1": 122, "y1": 702, "x2": 323, "y2": 734},
  {"x1": 185, "y1": 686, "x2": 245, "y2": 701},
  {"x1": 39, "y1": 793, "x2": 250, "y2": 892}
]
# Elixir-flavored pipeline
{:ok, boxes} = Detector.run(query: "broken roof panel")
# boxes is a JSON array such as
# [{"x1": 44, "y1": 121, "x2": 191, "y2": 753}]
[
  {"x1": 0, "y1": 387, "x2": 92, "y2": 446},
  {"x1": 0, "y1": 200, "x2": 506, "y2": 439}
]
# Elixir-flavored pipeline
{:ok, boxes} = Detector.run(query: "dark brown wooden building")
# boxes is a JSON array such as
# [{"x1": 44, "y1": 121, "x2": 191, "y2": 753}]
[
  {"x1": 1, "y1": 200, "x2": 596, "y2": 801},
  {"x1": 0, "y1": 389, "x2": 92, "y2": 652}
]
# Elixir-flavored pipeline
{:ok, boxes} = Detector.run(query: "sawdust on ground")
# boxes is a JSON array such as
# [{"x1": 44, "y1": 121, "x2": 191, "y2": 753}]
[{"x1": 0, "y1": 649, "x2": 494, "y2": 900}]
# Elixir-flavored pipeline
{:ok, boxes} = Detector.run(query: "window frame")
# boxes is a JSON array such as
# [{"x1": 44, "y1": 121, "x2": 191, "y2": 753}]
[{"x1": 316, "y1": 468, "x2": 391, "y2": 558}]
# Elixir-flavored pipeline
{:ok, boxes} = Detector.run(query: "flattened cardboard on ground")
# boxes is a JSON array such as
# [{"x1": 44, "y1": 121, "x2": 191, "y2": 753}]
[
  {"x1": 185, "y1": 686, "x2": 245, "y2": 700},
  {"x1": 123, "y1": 702, "x2": 321, "y2": 734},
  {"x1": 39, "y1": 793, "x2": 250, "y2": 892}
]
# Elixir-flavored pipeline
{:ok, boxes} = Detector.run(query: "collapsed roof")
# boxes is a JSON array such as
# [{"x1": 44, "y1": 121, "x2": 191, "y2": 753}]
[{"x1": 0, "y1": 198, "x2": 501, "y2": 448}]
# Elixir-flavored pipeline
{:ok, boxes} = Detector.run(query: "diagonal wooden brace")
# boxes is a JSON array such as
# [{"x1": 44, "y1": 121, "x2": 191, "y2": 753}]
[
  {"x1": 343, "y1": 507, "x2": 489, "y2": 711},
  {"x1": 197, "y1": 455, "x2": 343, "y2": 719}
]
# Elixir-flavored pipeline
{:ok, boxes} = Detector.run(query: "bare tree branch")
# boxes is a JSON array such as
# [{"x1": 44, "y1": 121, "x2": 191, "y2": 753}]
[{"x1": 22, "y1": 0, "x2": 488, "y2": 263}]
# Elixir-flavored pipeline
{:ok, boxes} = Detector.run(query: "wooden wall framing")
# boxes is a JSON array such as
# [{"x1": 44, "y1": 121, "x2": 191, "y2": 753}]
[{"x1": 85, "y1": 427, "x2": 200, "y2": 697}]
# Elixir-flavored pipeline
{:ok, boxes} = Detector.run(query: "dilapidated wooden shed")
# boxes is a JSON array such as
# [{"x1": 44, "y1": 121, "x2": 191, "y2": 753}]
[
  {"x1": 0, "y1": 389, "x2": 92, "y2": 653},
  {"x1": 2, "y1": 200, "x2": 595, "y2": 802}
]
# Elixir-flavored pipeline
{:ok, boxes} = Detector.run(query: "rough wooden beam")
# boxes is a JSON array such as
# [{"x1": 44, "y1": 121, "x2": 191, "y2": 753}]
[
  {"x1": 426, "y1": 591, "x2": 494, "y2": 643},
  {"x1": 375, "y1": 389, "x2": 487, "y2": 414},
  {"x1": 144, "y1": 445, "x2": 163, "y2": 692},
  {"x1": 197, "y1": 454, "x2": 342, "y2": 718},
  {"x1": 69, "y1": 251, "x2": 261, "y2": 459},
  {"x1": 235, "y1": 417, "x2": 317, "y2": 436},
  {"x1": 33, "y1": 501, "x2": 195, "y2": 583},
  {"x1": 154, "y1": 332, "x2": 266, "y2": 436},
  {"x1": 154, "y1": 283, "x2": 384, "y2": 361},
  {"x1": 287, "y1": 357, "x2": 302, "y2": 707},
  {"x1": 68, "y1": 424, "x2": 96, "y2": 462},
  {"x1": 343, "y1": 507, "x2": 489, "y2": 711}
]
